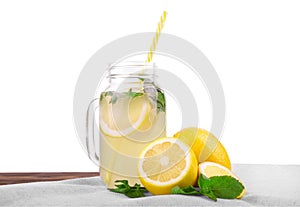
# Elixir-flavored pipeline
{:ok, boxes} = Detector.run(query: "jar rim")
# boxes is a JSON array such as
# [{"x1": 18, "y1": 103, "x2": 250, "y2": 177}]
[
  {"x1": 109, "y1": 61, "x2": 154, "y2": 68},
  {"x1": 107, "y1": 61, "x2": 156, "y2": 80}
]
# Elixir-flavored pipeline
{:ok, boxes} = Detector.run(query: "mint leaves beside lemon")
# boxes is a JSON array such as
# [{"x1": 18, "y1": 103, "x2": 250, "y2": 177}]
[
  {"x1": 171, "y1": 174, "x2": 244, "y2": 201},
  {"x1": 108, "y1": 180, "x2": 147, "y2": 198},
  {"x1": 109, "y1": 174, "x2": 244, "y2": 200},
  {"x1": 199, "y1": 174, "x2": 244, "y2": 199}
]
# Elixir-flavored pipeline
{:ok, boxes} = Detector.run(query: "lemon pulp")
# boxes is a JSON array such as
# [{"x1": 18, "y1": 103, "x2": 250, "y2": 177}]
[{"x1": 138, "y1": 138, "x2": 198, "y2": 195}]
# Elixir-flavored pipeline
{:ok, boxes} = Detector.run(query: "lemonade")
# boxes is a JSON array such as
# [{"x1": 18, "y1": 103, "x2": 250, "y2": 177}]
[{"x1": 99, "y1": 89, "x2": 166, "y2": 188}]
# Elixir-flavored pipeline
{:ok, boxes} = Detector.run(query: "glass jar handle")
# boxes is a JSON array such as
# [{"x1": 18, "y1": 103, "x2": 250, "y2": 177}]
[{"x1": 86, "y1": 98, "x2": 100, "y2": 166}]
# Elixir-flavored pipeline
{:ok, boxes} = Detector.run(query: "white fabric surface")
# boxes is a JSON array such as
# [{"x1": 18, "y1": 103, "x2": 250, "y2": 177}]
[{"x1": 0, "y1": 164, "x2": 299, "y2": 207}]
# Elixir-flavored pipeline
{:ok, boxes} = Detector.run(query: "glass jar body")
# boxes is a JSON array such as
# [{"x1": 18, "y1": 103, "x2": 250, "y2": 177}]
[{"x1": 99, "y1": 63, "x2": 166, "y2": 187}]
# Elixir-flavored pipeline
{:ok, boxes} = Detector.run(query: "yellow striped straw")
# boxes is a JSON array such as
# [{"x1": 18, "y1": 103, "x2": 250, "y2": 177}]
[
  {"x1": 146, "y1": 11, "x2": 167, "y2": 63},
  {"x1": 140, "y1": 11, "x2": 167, "y2": 89}
]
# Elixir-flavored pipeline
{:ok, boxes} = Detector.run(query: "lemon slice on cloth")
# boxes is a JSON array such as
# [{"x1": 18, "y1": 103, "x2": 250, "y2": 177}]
[{"x1": 199, "y1": 161, "x2": 246, "y2": 198}]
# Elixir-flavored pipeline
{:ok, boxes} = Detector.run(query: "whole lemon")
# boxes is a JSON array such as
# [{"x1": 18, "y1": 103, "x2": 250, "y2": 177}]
[{"x1": 174, "y1": 128, "x2": 231, "y2": 170}]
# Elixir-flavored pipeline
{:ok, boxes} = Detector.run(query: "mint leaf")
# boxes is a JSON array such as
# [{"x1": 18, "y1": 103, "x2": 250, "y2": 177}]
[
  {"x1": 202, "y1": 191, "x2": 217, "y2": 201},
  {"x1": 108, "y1": 180, "x2": 130, "y2": 193},
  {"x1": 198, "y1": 174, "x2": 217, "y2": 201},
  {"x1": 198, "y1": 174, "x2": 244, "y2": 199},
  {"x1": 125, "y1": 184, "x2": 147, "y2": 198},
  {"x1": 198, "y1": 174, "x2": 211, "y2": 194},
  {"x1": 100, "y1": 91, "x2": 112, "y2": 102},
  {"x1": 109, "y1": 94, "x2": 118, "y2": 104},
  {"x1": 171, "y1": 185, "x2": 200, "y2": 195},
  {"x1": 156, "y1": 89, "x2": 166, "y2": 112},
  {"x1": 171, "y1": 184, "x2": 216, "y2": 201},
  {"x1": 101, "y1": 91, "x2": 116, "y2": 103},
  {"x1": 127, "y1": 88, "x2": 144, "y2": 98},
  {"x1": 108, "y1": 180, "x2": 147, "y2": 198},
  {"x1": 133, "y1": 93, "x2": 144, "y2": 98},
  {"x1": 104, "y1": 91, "x2": 113, "y2": 97},
  {"x1": 100, "y1": 93, "x2": 104, "y2": 102},
  {"x1": 207, "y1": 176, "x2": 244, "y2": 199}
]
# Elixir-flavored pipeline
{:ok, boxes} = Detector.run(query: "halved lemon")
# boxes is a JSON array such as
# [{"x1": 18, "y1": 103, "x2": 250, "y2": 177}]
[
  {"x1": 199, "y1": 161, "x2": 246, "y2": 198},
  {"x1": 100, "y1": 94, "x2": 152, "y2": 137},
  {"x1": 138, "y1": 138, "x2": 198, "y2": 195}
]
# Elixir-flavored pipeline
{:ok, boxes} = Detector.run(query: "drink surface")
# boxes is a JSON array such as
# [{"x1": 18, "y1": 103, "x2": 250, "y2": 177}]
[{"x1": 99, "y1": 89, "x2": 166, "y2": 187}]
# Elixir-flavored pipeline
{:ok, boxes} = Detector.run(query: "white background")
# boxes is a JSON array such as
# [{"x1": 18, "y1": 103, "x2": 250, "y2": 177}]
[{"x1": 1, "y1": 0, "x2": 300, "y2": 172}]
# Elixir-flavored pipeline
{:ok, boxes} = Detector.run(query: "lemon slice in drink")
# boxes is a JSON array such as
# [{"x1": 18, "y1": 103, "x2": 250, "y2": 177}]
[
  {"x1": 100, "y1": 94, "x2": 152, "y2": 137},
  {"x1": 138, "y1": 138, "x2": 198, "y2": 195},
  {"x1": 199, "y1": 161, "x2": 246, "y2": 198}
]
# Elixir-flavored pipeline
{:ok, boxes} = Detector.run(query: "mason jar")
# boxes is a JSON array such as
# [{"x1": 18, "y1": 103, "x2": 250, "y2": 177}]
[{"x1": 86, "y1": 62, "x2": 166, "y2": 188}]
